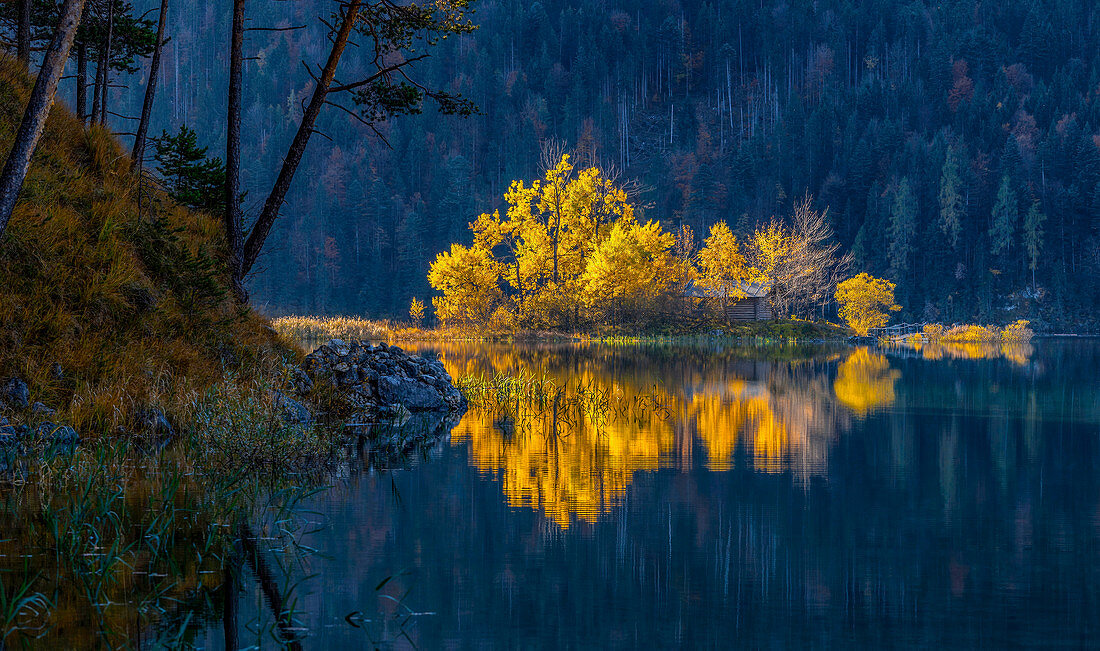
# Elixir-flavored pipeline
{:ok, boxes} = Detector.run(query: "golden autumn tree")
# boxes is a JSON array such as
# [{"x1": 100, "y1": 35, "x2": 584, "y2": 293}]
[
  {"x1": 696, "y1": 221, "x2": 758, "y2": 310},
  {"x1": 454, "y1": 154, "x2": 636, "y2": 328},
  {"x1": 834, "y1": 273, "x2": 901, "y2": 335},
  {"x1": 580, "y1": 216, "x2": 682, "y2": 322},
  {"x1": 427, "y1": 243, "x2": 502, "y2": 327}
]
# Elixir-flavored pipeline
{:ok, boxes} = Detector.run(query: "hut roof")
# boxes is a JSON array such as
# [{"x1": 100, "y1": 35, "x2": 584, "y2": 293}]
[{"x1": 683, "y1": 279, "x2": 773, "y2": 299}]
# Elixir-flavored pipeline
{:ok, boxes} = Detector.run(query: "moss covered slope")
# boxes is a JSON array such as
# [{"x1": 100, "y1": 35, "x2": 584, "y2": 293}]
[{"x1": 0, "y1": 57, "x2": 292, "y2": 435}]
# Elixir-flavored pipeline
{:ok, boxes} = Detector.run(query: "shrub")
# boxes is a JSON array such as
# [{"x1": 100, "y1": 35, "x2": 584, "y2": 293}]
[
  {"x1": 942, "y1": 325, "x2": 999, "y2": 342},
  {"x1": 1002, "y1": 319, "x2": 1034, "y2": 342},
  {"x1": 922, "y1": 324, "x2": 944, "y2": 341}
]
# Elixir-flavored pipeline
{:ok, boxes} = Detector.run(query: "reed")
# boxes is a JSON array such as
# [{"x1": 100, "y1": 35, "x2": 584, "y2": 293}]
[
  {"x1": 271, "y1": 315, "x2": 394, "y2": 342},
  {"x1": 0, "y1": 374, "x2": 342, "y2": 647}
]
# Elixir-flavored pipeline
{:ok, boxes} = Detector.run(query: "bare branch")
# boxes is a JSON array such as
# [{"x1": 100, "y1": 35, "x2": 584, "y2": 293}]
[
  {"x1": 328, "y1": 54, "x2": 430, "y2": 93},
  {"x1": 245, "y1": 24, "x2": 307, "y2": 32}
]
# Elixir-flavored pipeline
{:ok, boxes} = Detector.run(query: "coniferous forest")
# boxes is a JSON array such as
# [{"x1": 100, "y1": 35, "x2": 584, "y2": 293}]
[{"x1": 15, "y1": 0, "x2": 1100, "y2": 325}]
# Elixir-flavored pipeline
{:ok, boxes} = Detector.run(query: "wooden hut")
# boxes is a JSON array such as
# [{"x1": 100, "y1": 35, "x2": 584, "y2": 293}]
[{"x1": 684, "y1": 280, "x2": 773, "y2": 321}]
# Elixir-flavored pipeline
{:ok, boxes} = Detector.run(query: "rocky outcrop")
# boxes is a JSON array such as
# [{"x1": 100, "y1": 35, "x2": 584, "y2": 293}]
[
  {"x1": 295, "y1": 340, "x2": 466, "y2": 425},
  {"x1": 1, "y1": 377, "x2": 29, "y2": 410}
]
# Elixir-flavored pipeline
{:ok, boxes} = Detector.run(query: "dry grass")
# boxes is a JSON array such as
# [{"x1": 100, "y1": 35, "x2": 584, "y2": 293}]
[
  {"x1": 0, "y1": 56, "x2": 295, "y2": 436},
  {"x1": 271, "y1": 315, "x2": 394, "y2": 342}
]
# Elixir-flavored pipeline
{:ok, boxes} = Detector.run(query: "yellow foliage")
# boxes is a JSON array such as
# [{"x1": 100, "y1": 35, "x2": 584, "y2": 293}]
[
  {"x1": 923, "y1": 323, "x2": 945, "y2": 340},
  {"x1": 580, "y1": 216, "x2": 682, "y2": 320},
  {"x1": 696, "y1": 220, "x2": 759, "y2": 303},
  {"x1": 1001, "y1": 319, "x2": 1034, "y2": 342},
  {"x1": 431, "y1": 154, "x2": 673, "y2": 329},
  {"x1": 427, "y1": 243, "x2": 502, "y2": 327},
  {"x1": 834, "y1": 273, "x2": 901, "y2": 335},
  {"x1": 942, "y1": 324, "x2": 1000, "y2": 342},
  {"x1": 409, "y1": 297, "x2": 426, "y2": 327}
]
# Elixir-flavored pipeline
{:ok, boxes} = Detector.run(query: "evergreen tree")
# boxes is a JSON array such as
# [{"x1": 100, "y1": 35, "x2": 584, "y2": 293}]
[
  {"x1": 888, "y1": 178, "x2": 916, "y2": 277},
  {"x1": 990, "y1": 176, "x2": 1018, "y2": 258},
  {"x1": 1023, "y1": 199, "x2": 1045, "y2": 291},
  {"x1": 153, "y1": 126, "x2": 226, "y2": 215},
  {"x1": 938, "y1": 146, "x2": 962, "y2": 249}
]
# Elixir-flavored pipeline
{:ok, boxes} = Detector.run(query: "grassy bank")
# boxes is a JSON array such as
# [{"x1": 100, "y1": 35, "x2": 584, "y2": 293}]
[
  {"x1": 0, "y1": 56, "x2": 296, "y2": 436},
  {"x1": 0, "y1": 56, "x2": 341, "y2": 645},
  {"x1": 273, "y1": 314, "x2": 853, "y2": 345}
]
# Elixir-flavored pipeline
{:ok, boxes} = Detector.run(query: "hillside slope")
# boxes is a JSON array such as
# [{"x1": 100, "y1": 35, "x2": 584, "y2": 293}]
[{"x1": 0, "y1": 57, "x2": 291, "y2": 436}]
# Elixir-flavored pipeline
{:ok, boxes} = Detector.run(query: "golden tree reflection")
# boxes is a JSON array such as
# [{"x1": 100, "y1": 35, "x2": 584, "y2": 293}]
[
  {"x1": 833, "y1": 348, "x2": 901, "y2": 416},
  {"x1": 893, "y1": 339, "x2": 1035, "y2": 366},
  {"x1": 425, "y1": 343, "x2": 857, "y2": 528}
]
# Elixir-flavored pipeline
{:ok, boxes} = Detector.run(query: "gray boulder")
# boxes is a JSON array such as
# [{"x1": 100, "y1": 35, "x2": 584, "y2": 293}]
[
  {"x1": 35, "y1": 423, "x2": 80, "y2": 445},
  {"x1": 298, "y1": 339, "x2": 467, "y2": 423},
  {"x1": 136, "y1": 408, "x2": 175, "y2": 438},
  {"x1": 274, "y1": 391, "x2": 313, "y2": 426},
  {"x1": 1, "y1": 378, "x2": 29, "y2": 410},
  {"x1": 378, "y1": 375, "x2": 444, "y2": 411},
  {"x1": 31, "y1": 402, "x2": 56, "y2": 417}
]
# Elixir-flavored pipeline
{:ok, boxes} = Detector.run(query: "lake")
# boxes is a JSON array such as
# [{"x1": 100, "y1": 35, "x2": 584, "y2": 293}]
[{"x1": 206, "y1": 338, "x2": 1100, "y2": 648}]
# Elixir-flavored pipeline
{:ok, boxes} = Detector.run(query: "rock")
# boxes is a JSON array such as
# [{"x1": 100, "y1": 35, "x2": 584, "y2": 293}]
[
  {"x1": 1, "y1": 378, "x2": 29, "y2": 410},
  {"x1": 136, "y1": 408, "x2": 175, "y2": 438},
  {"x1": 377, "y1": 375, "x2": 445, "y2": 411},
  {"x1": 274, "y1": 391, "x2": 313, "y2": 426},
  {"x1": 31, "y1": 402, "x2": 56, "y2": 417},
  {"x1": 35, "y1": 423, "x2": 80, "y2": 445},
  {"x1": 298, "y1": 340, "x2": 467, "y2": 442},
  {"x1": 48, "y1": 363, "x2": 64, "y2": 381},
  {"x1": 289, "y1": 367, "x2": 314, "y2": 396}
]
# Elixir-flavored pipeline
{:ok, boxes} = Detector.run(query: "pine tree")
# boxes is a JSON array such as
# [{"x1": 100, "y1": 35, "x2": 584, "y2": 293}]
[
  {"x1": 939, "y1": 147, "x2": 962, "y2": 249},
  {"x1": 990, "y1": 176, "x2": 1018, "y2": 258},
  {"x1": 153, "y1": 126, "x2": 227, "y2": 215},
  {"x1": 1023, "y1": 199, "x2": 1045, "y2": 291},
  {"x1": 888, "y1": 178, "x2": 917, "y2": 276}
]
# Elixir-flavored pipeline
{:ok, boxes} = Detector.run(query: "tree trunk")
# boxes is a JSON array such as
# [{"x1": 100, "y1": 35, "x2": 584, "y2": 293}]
[
  {"x1": 131, "y1": 0, "x2": 168, "y2": 173},
  {"x1": 17, "y1": 0, "x2": 31, "y2": 65},
  {"x1": 76, "y1": 40, "x2": 87, "y2": 121},
  {"x1": 98, "y1": 0, "x2": 115, "y2": 125},
  {"x1": 224, "y1": 0, "x2": 246, "y2": 302},
  {"x1": 239, "y1": 0, "x2": 362, "y2": 281},
  {"x1": 90, "y1": 0, "x2": 114, "y2": 125},
  {"x1": 0, "y1": 0, "x2": 88, "y2": 239}
]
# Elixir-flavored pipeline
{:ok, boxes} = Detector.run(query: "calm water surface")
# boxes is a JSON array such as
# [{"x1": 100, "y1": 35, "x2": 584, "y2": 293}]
[{"x1": 208, "y1": 339, "x2": 1100, "y2": 648}]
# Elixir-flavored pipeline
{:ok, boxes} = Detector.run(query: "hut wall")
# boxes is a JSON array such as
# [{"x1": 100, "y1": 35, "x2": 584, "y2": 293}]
[{"x1": 725, "y1": 297, "x2": 772, "y2": 321}]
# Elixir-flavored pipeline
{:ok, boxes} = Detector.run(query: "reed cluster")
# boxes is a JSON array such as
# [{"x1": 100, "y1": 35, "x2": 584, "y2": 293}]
[
  {"x1": 0, "y1": 374, "x2": 341, "y2": 647},
  {"x1": 271, "y1": 315, "x2": 394, "y2": 342}
]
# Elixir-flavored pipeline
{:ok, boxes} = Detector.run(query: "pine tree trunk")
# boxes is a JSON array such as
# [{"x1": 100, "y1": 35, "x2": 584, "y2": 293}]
[
  {"x1": 76, "y1": 40, "x2": 87, "y2": 121},
  {"x1": 98, "y1": 0, "x2": 115, "y2": 125},
  {"x1": 240, "y1": 0, "x2": 362, "y2": 281},
  {"x1": 17, "y1": 0, "x2": 31, "y2": 65},
  {"x1": 131, "y1": 0, "x2": 168, "y2": 173},
  {"x1": 90, "y1": 0, "x2": 114, "y2": 125},
  {"x1": 0, "y1": 0, "x2": 89, "y2": 239},
  {"x1": 224, "y1": 0, "x2": 246, "y2": 302}
]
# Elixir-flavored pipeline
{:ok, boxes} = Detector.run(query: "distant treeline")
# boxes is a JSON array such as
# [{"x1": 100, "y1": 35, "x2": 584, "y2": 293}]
[{"x1": 74, "y1": 0, "x2": 1100, "y2": 327}]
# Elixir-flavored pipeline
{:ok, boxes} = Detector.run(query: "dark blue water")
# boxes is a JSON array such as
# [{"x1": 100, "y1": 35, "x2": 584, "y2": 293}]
[{"x1": 207, "y1": 339, "x2": 1100, "y2": 648}]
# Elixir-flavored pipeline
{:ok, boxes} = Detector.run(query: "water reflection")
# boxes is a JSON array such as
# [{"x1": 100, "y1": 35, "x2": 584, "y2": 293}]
[
  {"x1": 833, "y1": 347, "x2": 901, "y2": 415},
  {"x1": 399, "y1": 342, "x2": 866, "y2": 527},
  {"x1": 202, "y1": 338, "x2": 1100, "y2": 648},
  {"x1": 890, "y1": 339, "x2": 1036, "y2": 365}
]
